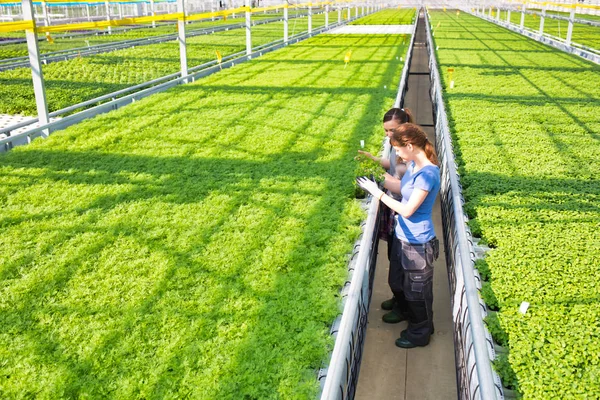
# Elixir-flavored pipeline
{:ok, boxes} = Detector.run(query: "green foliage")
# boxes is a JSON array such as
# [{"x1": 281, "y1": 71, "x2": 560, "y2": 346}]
[
  {"x1": 430, "y1": 10, "x2": 600, "y2": 399},
  {"x1": 0, "y1": 12, "x2": 338, "y2": 116},
  {"x1": 354, "y1": 153, "x2": 385, "y2": 181},
  {"x1": 351, "y1": 8, "x2": 416, "y2": 25},
  {"x1": 493, "y1": 351, "x2": 520, "y2": 392},
  {"x1": 485, "y1": 311, "x2": 509, "y2": 348},
  {"x1": 0, "y1": 33, "x2": 406, "y2": 398},
  {"x1": 353, "y1": 153, "x2": 385, "y2": 198},
  {"x1": 474, "y1": 258, "x2": 490, "y2": 281},
  {"x1": 481, "y1": 281, "x2": 499, "y2": 310}
]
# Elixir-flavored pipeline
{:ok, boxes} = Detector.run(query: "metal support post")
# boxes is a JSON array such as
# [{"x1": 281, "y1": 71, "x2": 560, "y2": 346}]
[
  {"x1": 284, "y1": 5, "x2": 288, "y2": 42},
  {"x1": 488, "y1": 6, "x2": 491, "y2": 17},
  {"x1": 325, "y1": 4, "x2": 329, "y2": 27},
  {"x1": 539, "y1": 4, "x2": 546, "y2": 36},
  {"x1": 151, "y1": 0, "x2": 156, "y2": 27},
  {"x1": 355, "y1": 5, "x2": 358, "y2": 18},
  {"x1": 338, "y1": 6, "x2": 341, "y2": 23},
  {"x1": 22, "y1": 0, "x2": 49, "y2": 137},
  {"x1": 105, "y1": 1, "x2": 112, "y2": 33},
  {"x1": 566, "y1": 5, "x2": 575, "y2": 45},
  {"x1": 211, "y1": 0, "x2": 215, "y2": 21},
  {"x1": 41, "y1": 2, "x2": 50, "y2": 26},
  {"x1": 496, "y1": 7, "x2": 500, "y2": 21},
  {"x1": 245, "y1": 0, "x2": 251, "y2": 55},
  {"x1": 86, "y1": 4, "x2": 90, "y2": 21},
  {"x1": 347, "y1": 6, "x2": 350, "y2": 20},
  {"x1": 507, "y1": 8, "x2": 511, "y2": 24},
  {"x1": 177, "y1": 0, "x2": 188, "y2": 82},
  {"x1": 520, "y1": 3, "x2": 525, "y2": 29},
  {"x1": 118, "y1": 2, "x2": 123, "y2": 19},
  {"x1": 308, "y1": 3, "x2": 312, "y2": 33}
]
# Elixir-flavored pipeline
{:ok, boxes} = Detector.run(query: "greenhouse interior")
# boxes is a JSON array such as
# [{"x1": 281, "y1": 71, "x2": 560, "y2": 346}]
[{"x1": 0, "y1": 0, "x2": 598, "y2": 398}]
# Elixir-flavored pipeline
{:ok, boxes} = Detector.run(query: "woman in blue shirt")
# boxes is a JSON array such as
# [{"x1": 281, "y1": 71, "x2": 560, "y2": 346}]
[{"x1": 357, "y1": 123, "x2": 440, "y2": 348}]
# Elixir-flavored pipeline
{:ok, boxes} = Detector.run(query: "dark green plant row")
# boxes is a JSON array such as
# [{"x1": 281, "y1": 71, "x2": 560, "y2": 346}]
[
  {"x1": 350, "y1": 8, "x2": 415, "y2": 25},
  {"x1": 429, "y1": 10, "x2": 600, "y2": 400},
  {"x1": 0, "y1": 12, "x2": 338, "y2": 116},
  {"x1": 0, "y1": 31, "x2": 407, "y2": 398}
]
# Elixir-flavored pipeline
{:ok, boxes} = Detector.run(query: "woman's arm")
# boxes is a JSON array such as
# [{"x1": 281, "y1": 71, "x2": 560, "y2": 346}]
[
  {"x1": 380, "y1": 188, "x2": 429, "y2": 218},
  {"x1": 383, "y1": 173, "x2": 401, "y2": 194},
  {"x1": 358, "y1": 150, "x2": 391, "y2": 169},
  {"x1": 356, "y1": 177, "x2": 428, "y2": 219}
]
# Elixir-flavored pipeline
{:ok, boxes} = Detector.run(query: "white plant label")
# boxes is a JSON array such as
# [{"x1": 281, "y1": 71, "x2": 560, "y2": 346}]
[
  {"x1": 519, "y1": 301, "x2": 530, "y2": 315},
  {"x1": 360, "y1": 140, "x2": 365, "y2": 148},
  {"x1": 450, "y1": 80, "x2": 455, "y2": 88}
]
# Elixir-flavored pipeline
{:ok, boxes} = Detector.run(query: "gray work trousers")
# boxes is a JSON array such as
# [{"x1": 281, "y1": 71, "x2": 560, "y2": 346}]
[{"x1": 389, "y1": 235, "x2": 439, "y2": 346}]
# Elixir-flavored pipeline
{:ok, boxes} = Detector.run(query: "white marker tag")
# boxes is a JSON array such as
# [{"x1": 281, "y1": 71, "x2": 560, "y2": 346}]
[
  {"x1": 519, "y1": 301, "x2": 530, "y2": 315},
  {"x1": 450, "y1": 80, "x2": 455, "y2": 88},
  {"x1": 360, "y1": 140, "x2": 365, "y2": 148}
]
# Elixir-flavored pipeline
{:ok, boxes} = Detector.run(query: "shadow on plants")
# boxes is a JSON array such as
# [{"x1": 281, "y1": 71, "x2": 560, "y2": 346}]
[{"x1": 0, "y1": 33, "x2": 406, "y2": 398}]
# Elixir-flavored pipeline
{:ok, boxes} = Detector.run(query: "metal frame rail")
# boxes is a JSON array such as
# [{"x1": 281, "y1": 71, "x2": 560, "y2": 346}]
[
  {"x1": 0, "y1": 14, "x2": 215, "y2": 45},
  {"x1": 424, "y1": 9, "x2": 504, "y2": 400},
  {"x1": 318, "y1": 16, "x2": 417, "y2": 400},
  {"x1": 0, "y1": 11, "x2": 370, "y2": 152},
  {"x1": 466, "y1": 8, "x2": 600, "y2": 64},
  {"x1": 0, "y1": 11, "x2": 320, "y2": 71}
]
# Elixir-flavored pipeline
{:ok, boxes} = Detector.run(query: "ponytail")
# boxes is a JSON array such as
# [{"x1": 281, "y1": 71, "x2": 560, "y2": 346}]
[{"x1": 424, "y1": 141, "x2": 439, "y2": 166}]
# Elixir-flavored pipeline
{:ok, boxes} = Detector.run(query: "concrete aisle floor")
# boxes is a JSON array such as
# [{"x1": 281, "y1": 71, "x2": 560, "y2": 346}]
[{"x1": 354, "y1": 14, "x2": 458, "y2": 400}]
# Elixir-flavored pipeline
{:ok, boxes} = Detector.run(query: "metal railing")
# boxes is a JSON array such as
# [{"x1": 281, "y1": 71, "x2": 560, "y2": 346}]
[
  {"x1": 467, "y1": 7, "x2": 600, "y2": 64},
  {"x1": 318, "y1": 15, "x2": 417, "y2": 400},
  {"x1": 0, "y1": 11, "x2": 370, "y2": 153},
  {"x1": 0, "y1": 11, "x2": 319, "y2": 71},
  {"x1": 424, "y1": 9, "x2": 504, "y2": 400}
]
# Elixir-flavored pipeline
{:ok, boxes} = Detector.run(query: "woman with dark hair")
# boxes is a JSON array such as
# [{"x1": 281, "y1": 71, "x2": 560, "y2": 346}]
[
  {"x1": 357, "y1": 123, "x2": 440, "y2": 348},
  {"x1": 358, "y1": 108, "x2": 413, "y2": 321},
  {"x1": 358, "y1": 107, "x2": 413, "y2": 183}
]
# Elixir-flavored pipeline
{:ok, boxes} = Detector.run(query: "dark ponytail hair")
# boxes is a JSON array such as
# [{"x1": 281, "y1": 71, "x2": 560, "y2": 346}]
[
  {"x1": 383, "y1": 107, "x2": 413, "y2": 124},
  {"x1": 390, "y1": 123, "x2": 439, "y2": 166}
]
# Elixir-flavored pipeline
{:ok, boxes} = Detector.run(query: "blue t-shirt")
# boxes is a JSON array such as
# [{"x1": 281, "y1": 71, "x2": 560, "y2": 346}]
[{"x1": 394, "y1": 161, "x2": 440, "y2": 244}]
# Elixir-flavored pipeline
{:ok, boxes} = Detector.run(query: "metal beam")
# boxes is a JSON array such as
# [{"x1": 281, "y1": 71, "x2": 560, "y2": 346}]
[
  {"x1": 566, "y1": 5, "x2": 575, "y2": 46},
  {"x1": 22, "y1": 0, "x2": 49, "y2": 137},
  {"x1": 177, "y1": 0, "x2": 188, "y2": 82},
  {"x1": 245, "y1": 0, "x2": 251, "y2": 55},
  {"x1": 284, "y1": 4, "x2": 288, "y2": 42}
]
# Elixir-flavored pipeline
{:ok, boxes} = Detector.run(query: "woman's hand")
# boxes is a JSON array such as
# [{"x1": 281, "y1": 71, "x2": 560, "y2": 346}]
[
  {"x1": 356, "y1": 177, "x2": 383, "y2": 200},
  {"x1": 357, "y1": 150, "x2": 377, "y2": 162}
]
